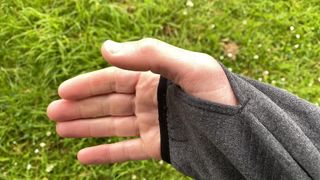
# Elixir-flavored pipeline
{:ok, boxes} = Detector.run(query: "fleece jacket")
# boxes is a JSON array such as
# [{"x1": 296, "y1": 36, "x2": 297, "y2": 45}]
[{"x1": 157, "y1": 66, "x2": 320, "y2": 180}]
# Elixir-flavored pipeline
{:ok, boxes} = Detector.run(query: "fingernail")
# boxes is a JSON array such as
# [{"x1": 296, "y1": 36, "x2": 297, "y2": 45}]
[{"x1": 103, "y1": 40, "x2": 122, "y2": 54}]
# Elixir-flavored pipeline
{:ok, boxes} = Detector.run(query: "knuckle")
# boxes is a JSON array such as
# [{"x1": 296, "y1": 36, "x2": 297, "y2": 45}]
[
  {"x1": 137, "y1": 38, "x2": 160, "y2": 53},
  {"x1": 108, "y1": 66, "x2": 118, "y2": 72},
  {"x1": 195, "y1": 52, "x2": 220, "y2": 70},
  {"x1": 198, "y1": 52, "x2": 215, "y2": 62},
  {"x1": 185, "y1": 52, "x2": 222, "y2": 77}
]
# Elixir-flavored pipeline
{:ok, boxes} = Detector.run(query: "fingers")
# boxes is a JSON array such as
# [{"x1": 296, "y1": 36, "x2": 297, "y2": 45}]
[
  {"x1": 101, "y1": 38, "x2": 215, "y2": 83},
  {"x1": 77, "y1": 139, "x2": 149, "y2": 164},
  {"x1": 56, "y1": 116, "x2": 139, "y2": 138},
  {"x1": 58, "y1": 67, "x2": 141, "y2": 100},
  {"x1": 47, "y1": 94, "x2": 135, "y2": 121}
]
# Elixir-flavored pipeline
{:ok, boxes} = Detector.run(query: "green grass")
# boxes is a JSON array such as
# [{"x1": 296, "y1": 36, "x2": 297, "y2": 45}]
[{"x1": 0, "y1": 0, "x2": 319, "y2": 179}]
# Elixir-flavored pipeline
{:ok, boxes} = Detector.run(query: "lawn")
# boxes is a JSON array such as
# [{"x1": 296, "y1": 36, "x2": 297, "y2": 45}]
[{"x1": 0, "y1": 0, "x2": 319, "y2": 179}]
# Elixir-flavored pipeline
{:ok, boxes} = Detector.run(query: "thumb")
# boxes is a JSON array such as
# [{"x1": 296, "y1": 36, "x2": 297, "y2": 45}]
[
  {"x1": 100, "y1": 38, "x2": 219, "y2": 84},
  {"x1": 100, "y1": 38, "x2": 238, "y2": 105}
]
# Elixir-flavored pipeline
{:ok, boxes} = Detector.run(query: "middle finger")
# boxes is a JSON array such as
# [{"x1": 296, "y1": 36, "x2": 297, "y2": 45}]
[{"x1": 47, "y1": 93, "x2": 135, "y2": 121}]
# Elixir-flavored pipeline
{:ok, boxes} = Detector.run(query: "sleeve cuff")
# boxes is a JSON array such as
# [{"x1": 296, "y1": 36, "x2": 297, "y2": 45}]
[{"x1": 157, "y1": 76, "x2": 171, "y2": 163}]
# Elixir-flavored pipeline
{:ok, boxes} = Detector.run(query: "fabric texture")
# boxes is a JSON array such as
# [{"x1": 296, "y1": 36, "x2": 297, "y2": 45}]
[{"x1": 157, "y1": 66, "x2": 320, "y2": 180}]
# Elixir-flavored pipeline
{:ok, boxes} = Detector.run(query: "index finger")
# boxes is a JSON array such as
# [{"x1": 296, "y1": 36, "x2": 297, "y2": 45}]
[{"x1": 58, "y1": 67, "x2": 141, "y2": 100}]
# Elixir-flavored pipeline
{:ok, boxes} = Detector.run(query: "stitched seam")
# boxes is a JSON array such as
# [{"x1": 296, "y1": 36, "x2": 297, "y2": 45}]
[{"x1": 174, "y1": 88, "x2": 250, "y2": 116}]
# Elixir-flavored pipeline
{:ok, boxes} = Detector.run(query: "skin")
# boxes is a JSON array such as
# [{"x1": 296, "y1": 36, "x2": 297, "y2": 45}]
[{"x1": 47, "y1": 38, "x2": 237, "y2": 165}]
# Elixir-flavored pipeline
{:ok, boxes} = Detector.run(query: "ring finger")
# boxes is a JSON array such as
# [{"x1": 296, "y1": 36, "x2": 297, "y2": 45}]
[{"x1": 56, "y1": 116, "x2": 139, "y2": 138}]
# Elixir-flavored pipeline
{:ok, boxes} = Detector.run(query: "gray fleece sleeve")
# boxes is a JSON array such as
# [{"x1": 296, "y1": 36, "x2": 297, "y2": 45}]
[{"x1": 157, "y1": 66, "x2": 320, "y2": 180}]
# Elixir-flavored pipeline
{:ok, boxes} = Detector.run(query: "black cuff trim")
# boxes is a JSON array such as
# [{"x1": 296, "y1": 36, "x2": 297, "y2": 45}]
[{"x1": 157, "y1": 76, "x2": 171, "y2": 163}]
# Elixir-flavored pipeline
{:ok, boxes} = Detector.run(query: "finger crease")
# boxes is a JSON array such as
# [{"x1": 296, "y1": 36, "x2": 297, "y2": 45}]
[
  {"x1": 111, "y1": 68, "x2": 117, "y2": 92},
  {"x1": 123, "y1": 142, "x2": 131, "y2": 161},
  {"x1": 111, "y1": 117, "x2": 117, "y2": 136},
  {"x1": 100, "y1": 98, "x2": 108, "y2": 116},
  {"x1": 78, "y1": 104, "x2": 84, "y2": 119},
  {"x1": 87, "y1": 75, "x2": 95, "y2": 96},
  {"x1": 133, "y1": 117, "x2": 140, "y2": 136},
  {"x1": 131, "y1": 96, "x2": 136, "y2": 115},
  {"x1": 104, "y1": 145, "x2": 112, "y2": 163},
  {"x1": 88, "y1": 122, "x2": 93, "y2": 137}
]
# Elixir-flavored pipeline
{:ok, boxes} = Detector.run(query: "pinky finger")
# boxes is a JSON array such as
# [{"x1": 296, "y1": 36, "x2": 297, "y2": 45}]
[{"x1": 77, "y1": 139, "x2": 149, "y2": 164}]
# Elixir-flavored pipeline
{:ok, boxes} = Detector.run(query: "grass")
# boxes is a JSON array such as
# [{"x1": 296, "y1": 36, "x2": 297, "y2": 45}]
[{"x1": 0, "y1": 0, "x2": 319, "y2": 179}]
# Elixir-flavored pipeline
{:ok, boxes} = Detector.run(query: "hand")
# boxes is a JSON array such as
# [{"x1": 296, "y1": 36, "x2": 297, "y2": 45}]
[{"x1": 47, "y1": 38, "x2": 237, "y2": 165}]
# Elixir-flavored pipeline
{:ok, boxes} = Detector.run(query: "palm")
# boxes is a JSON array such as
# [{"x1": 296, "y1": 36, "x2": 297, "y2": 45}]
[{"x1": 131, "y1": 71, "x2": 161, "y2": 159}]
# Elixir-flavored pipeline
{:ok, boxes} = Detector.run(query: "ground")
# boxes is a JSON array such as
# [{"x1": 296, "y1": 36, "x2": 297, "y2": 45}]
[{"x1": 0, "y1": 0, "x2": 319, "y2": 179}]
